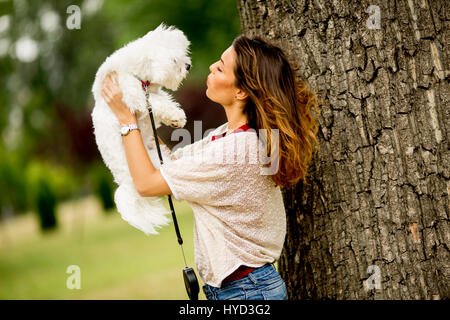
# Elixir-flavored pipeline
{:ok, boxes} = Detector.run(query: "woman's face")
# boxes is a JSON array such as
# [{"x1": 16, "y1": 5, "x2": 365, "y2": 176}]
[{"x1": 206, "y1": 45, "x2": 239, "y2": 106}]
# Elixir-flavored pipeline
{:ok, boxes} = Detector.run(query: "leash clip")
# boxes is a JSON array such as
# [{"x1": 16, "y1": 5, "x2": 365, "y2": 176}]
[
  {"x1": 132, "y1": 73, "x2": 151, "y2": 91},
  {"x1": 132, "y1": 74, "x2": 152, "y2": 109},
  {"x1": 140, "y1": 80, "x2": 151, "y2": 90}
]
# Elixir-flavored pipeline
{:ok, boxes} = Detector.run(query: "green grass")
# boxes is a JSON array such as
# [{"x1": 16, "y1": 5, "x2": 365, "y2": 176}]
[{"x1": 0, "y1": 195, "x2": 207, "y2": 300}]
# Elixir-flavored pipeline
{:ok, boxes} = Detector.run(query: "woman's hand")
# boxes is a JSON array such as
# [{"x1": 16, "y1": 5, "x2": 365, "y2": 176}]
[{"x1": 101, "y1": 71, "x2": 137, "y2": 124}]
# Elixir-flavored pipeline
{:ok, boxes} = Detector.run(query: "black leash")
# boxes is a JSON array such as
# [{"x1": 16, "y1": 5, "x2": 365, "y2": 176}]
[{"x1": 139, "y1": 78, "x2": 199, "y2": 300}]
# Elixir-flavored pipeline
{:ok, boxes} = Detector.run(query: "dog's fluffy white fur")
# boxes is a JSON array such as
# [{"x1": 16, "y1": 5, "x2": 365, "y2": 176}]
[{"x1": 91, "y1": 23, "x2": 191, "y2": 235}]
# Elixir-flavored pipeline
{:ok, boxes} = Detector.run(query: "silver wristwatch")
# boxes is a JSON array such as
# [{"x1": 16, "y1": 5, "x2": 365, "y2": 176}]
[{"x1": 120, "y1": 123, "x2": 139, "y2": 136}]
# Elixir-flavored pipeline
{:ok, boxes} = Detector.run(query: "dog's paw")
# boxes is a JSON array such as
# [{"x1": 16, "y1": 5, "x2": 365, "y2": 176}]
[{"x1": 167, "y1": 117, "x2": 186, "y2": 128}]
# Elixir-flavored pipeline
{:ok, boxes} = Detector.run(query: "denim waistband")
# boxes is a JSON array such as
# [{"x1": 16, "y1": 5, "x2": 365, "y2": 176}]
[
  {"x1": 249, "y1": 263, "x2": 276, "y2": 277},
  {"x1": 220, "y1": 262, "x2": 277, "y2": 288}
]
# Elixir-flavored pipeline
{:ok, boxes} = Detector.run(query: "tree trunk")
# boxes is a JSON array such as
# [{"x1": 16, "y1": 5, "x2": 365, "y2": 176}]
[{"x1": 237, "y1": 0, "x2": 449, "y2": 299}]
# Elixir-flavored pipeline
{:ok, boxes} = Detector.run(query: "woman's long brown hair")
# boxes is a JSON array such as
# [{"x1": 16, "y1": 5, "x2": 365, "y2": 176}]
[{"x1": 232, "y1": 35, "x2": 320, "y2": 187}]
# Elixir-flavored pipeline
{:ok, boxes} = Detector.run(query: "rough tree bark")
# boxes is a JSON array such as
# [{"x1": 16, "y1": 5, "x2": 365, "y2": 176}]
[{"x1": 237, "y1": 0, "x2": 449, "y2": 299}]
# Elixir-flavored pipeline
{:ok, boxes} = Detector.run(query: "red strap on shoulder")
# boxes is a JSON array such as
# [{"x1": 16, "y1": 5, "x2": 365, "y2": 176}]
[{"x1": 211, "y1": 123, "x2": 252, "y2": 142}]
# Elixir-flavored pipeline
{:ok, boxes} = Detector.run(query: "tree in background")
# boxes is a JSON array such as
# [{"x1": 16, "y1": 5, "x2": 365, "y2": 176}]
[{"x1": 237, "y1": 0, "x2": 448, "y2": 299}]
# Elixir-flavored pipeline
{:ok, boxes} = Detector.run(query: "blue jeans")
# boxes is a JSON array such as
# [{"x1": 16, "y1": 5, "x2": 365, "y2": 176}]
[{"x1": 202, "y1": 263, "x2": 287, "y2": 300}]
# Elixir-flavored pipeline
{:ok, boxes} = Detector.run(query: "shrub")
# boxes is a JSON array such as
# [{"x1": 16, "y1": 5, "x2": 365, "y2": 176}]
[
  {"x1": 35, "y1": 176, "x2": 57, "y2": 231},
  {"x1": 97, "y1": 170, "x2": 115, "y2": 212},
  {"x1": 88, "y1": 162, "x2": 116, "y2": 214}
]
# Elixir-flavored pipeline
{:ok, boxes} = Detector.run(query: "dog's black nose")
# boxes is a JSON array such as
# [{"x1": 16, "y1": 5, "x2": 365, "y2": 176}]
[{"x1": 185, "y1": 63, "x2": 191, "y2": 71}]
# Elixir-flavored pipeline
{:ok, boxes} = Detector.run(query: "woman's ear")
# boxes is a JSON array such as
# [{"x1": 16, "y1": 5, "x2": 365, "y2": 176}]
[{"x1": 235, "y1": 89, "x2": 248, "y2": 101}]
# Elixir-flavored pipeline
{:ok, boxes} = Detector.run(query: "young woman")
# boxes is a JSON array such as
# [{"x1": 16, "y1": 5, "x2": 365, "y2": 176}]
[{"x1": 101, "y1": 35, "x2": 320, "y2": 300}]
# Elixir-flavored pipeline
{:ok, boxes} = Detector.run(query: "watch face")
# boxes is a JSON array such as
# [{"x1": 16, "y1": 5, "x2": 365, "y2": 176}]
[{"x1": 120, "y1": 126, "x2": 129, "y2": 135}]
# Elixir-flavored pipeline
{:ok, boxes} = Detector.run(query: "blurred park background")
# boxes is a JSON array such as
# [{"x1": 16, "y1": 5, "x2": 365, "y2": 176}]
[{"x1": 0, "y1": 0, "x2": 241, "y2": 299}]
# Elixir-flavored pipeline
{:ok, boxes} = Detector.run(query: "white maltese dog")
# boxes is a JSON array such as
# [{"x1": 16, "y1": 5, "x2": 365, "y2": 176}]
[{"x1": 91, "y1": 23, "x2": 191, "y2": 235}]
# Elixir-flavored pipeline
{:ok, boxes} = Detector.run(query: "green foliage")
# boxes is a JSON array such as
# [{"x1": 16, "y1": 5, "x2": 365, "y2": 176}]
[
  {"x1": 26, "y1": 159, "x2": 79, "y2": 207},
  {"x1": 0, "y1": 148, "x2": 28, "y2": 213}
]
